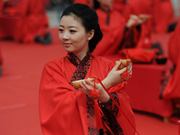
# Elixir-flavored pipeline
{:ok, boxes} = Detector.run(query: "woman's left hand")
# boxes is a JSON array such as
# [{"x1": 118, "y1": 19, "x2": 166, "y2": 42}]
[{"x1": 79, "y1": 78, "x2": 110, "y2": 102}]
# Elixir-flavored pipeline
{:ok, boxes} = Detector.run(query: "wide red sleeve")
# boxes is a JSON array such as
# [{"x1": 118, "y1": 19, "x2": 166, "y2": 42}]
[
  {"x1": 107, "y1": 59, "x2": 136, "y2": 135},
  {"x1": 94, "y1": 57, "x2": 136, "y2": 135},
  {"x1": 39, "y1": 61, "x2": 86, "y2": 135},
  {"x1": 107, "y1": 79, "x2": 136, "y2": 135}
]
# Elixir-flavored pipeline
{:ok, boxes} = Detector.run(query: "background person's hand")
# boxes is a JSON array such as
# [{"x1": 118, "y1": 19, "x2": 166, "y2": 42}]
[
  {"x1": 126, "y1": 15, "x2": 139, "y2": 27},
  {"x1": 139, "y1": 14, "x2": 151, "y2": 23}
]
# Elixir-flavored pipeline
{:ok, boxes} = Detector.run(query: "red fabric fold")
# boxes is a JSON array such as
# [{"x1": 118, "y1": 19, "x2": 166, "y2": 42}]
[{"x1": 119, "y1": 48, "x2": 156, "y2": 63}]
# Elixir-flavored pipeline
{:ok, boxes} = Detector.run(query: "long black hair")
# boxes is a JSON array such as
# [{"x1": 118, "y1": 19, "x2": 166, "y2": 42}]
[{"x1": 60, "y1": 3, "x2": 103, "y2": 52}]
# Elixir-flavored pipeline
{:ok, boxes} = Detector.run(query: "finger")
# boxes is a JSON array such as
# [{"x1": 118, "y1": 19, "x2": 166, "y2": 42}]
[
  {"x1": 79, "y1": 81, "x2": 89, "y2": 95},
  {"x1": 121, "y1": 59, "x2": 127, "y2": 66},
  {"x1": 79, "y1": 80, "x2": 87, "y2": 89},
  {"x1": 118, "y1": 67, "x2": 127, "y2": 74},
  {"x1": 113, "y1": 60, "x2": 122, "y2": 70},
  {"x1": 128, "y1": 63, "x2": 132, "y2": 71},
  {"x1": 86, "y1": 78, "x2": 95, "y2": 84},
  {"x1": 87, "y1": 78, "x2": 95, "y2": 81},
  {"x1": 85, "y1": 79, "x2": 94, "y2": 87},
  {"x1": 126, "y1": 59, "x2": 131, "y2": 63},
  {"x1": 82, "y1": 80, "x2": 94, "y2": 90}
]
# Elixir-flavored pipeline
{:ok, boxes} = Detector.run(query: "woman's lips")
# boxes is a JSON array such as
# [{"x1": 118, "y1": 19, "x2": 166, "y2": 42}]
[{"x1": 63, "y1": 43, "x2": 71, "y2": 47}]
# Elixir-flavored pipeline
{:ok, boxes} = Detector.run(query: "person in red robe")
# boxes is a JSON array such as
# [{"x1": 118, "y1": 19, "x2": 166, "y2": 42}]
[
  {"x1": 114, "y1": 0, "x2": 157, "y2": 63},
  {"x1": 128, "y1": 0, "x2": 175, "y2": 33},
  {"x1": 0, "y1": 0, "x2": 51, "y2": 44},
  {"x1": 163, "y1": 20, "x2": 180, "y2": 122},
  {"x1": 39, "y1": 4, "x2": 136, "y2": 135},
  {"x1": 153, "y1": 0, "x2": 174, "y2": 33},
  {"x1": 127, "y1": 0, "x2": 153, "y2": 48}
]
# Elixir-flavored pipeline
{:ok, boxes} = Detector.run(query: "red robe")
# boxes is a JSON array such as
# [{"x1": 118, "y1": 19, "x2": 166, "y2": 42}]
[
  {"x1": 163, "y1": 20, "x2": 180, "y2": 99},
  {"x1": 93, "y1": 9, "x2": 126, "y2": 56},
  {"x1": 153, "y1": 0, "x2": 174, "y2": 33},
  {"x1": 39, "y1": 55, "x2": 136, "y2": 135},
  {"x1": 127, "y1": 0, "x2": 153, "y2": 48},
  {"x1": 128, "y1": 0, "x2": 153, "y2": 15},
  {"x1": 0, "y1": 0, "x2": 49, "y2": 43}
]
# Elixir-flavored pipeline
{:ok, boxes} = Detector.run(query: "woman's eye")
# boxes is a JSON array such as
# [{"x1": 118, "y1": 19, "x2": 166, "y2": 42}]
[
  {"x1": 69, "y1": 30, "x2": 76, "y2": 33},
  {"x1": 58, "y1": 28, "x2": 64, "y2": 33}
]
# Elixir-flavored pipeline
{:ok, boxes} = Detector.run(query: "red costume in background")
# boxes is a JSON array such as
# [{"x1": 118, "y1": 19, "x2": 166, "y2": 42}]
[
  {"x1": 0, "y1": 0, "x2": 49, "y2": 43},
  {"x1": 163, "y1": 21, "x2": 180, "y2": 99},
  {"x1": 39, "y1": 54, "x2": 136, "y2": 135},
  {"x1": 114, "y1": 0, "x2": 156, "y2": 63},
  {"x1": 154, "y1": 0, "x2": 174, "y2": 33},
  {"x1": 127, "y1": 0, "x2": 153, "y2": 48},
  {"x1": 128, "y1": 0, "x2": 153, "y2": 15},
  {"x1": 128, "y1": 0, "x2": 174, "y2": 33}
]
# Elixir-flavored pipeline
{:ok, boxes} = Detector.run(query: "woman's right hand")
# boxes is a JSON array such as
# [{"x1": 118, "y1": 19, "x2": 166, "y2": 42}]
[{"x1": 102, "y1": 60, "x2": 128, "y2": 89}]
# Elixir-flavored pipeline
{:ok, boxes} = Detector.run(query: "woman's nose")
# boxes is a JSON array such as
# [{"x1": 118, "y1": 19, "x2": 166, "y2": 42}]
[{"x1": 62, "y1": 31, "x2": 70, "y2": 40}]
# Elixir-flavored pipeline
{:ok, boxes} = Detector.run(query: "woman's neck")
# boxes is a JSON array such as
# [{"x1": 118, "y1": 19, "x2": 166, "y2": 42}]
[
  {"x1": 77, "y1": 52, "x2": 88, "y2": 60},
  {"x1": 74, "y1": 47, "x2": 89, "y2": 60}
]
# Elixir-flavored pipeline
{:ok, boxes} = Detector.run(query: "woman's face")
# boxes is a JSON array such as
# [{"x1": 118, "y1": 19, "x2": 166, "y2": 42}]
[{"x1": 59, "y1": 15, "x2": 92, "y2": 56}]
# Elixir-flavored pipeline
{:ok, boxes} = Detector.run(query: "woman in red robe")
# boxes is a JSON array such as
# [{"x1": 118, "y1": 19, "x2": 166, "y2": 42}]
[
  {"x1": 39, "y1": 4, "x2": 136, "y2": 135},
  {"x1": 163, "y1": 20, "x2": 180, "y2": 120},
  {"x1": 0, "y1": 0, "x2": 51, "y2": 44}
]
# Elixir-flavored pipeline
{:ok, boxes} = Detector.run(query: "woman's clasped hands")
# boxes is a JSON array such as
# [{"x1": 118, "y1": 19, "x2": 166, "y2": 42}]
[{"x1": 72, "y1": 59, "x2": 132, "y2": 102}]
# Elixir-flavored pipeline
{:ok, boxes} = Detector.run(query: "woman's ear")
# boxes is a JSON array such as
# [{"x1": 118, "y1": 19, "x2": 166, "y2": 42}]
[{"x1": 88, "y1": 30, "x2": 95, "y2": 40}]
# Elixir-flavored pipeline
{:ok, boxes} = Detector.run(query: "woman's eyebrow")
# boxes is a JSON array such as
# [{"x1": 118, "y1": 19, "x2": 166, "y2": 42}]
[{"x1": 58, "y1": 25, "x2": 64, "y2": 28}]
